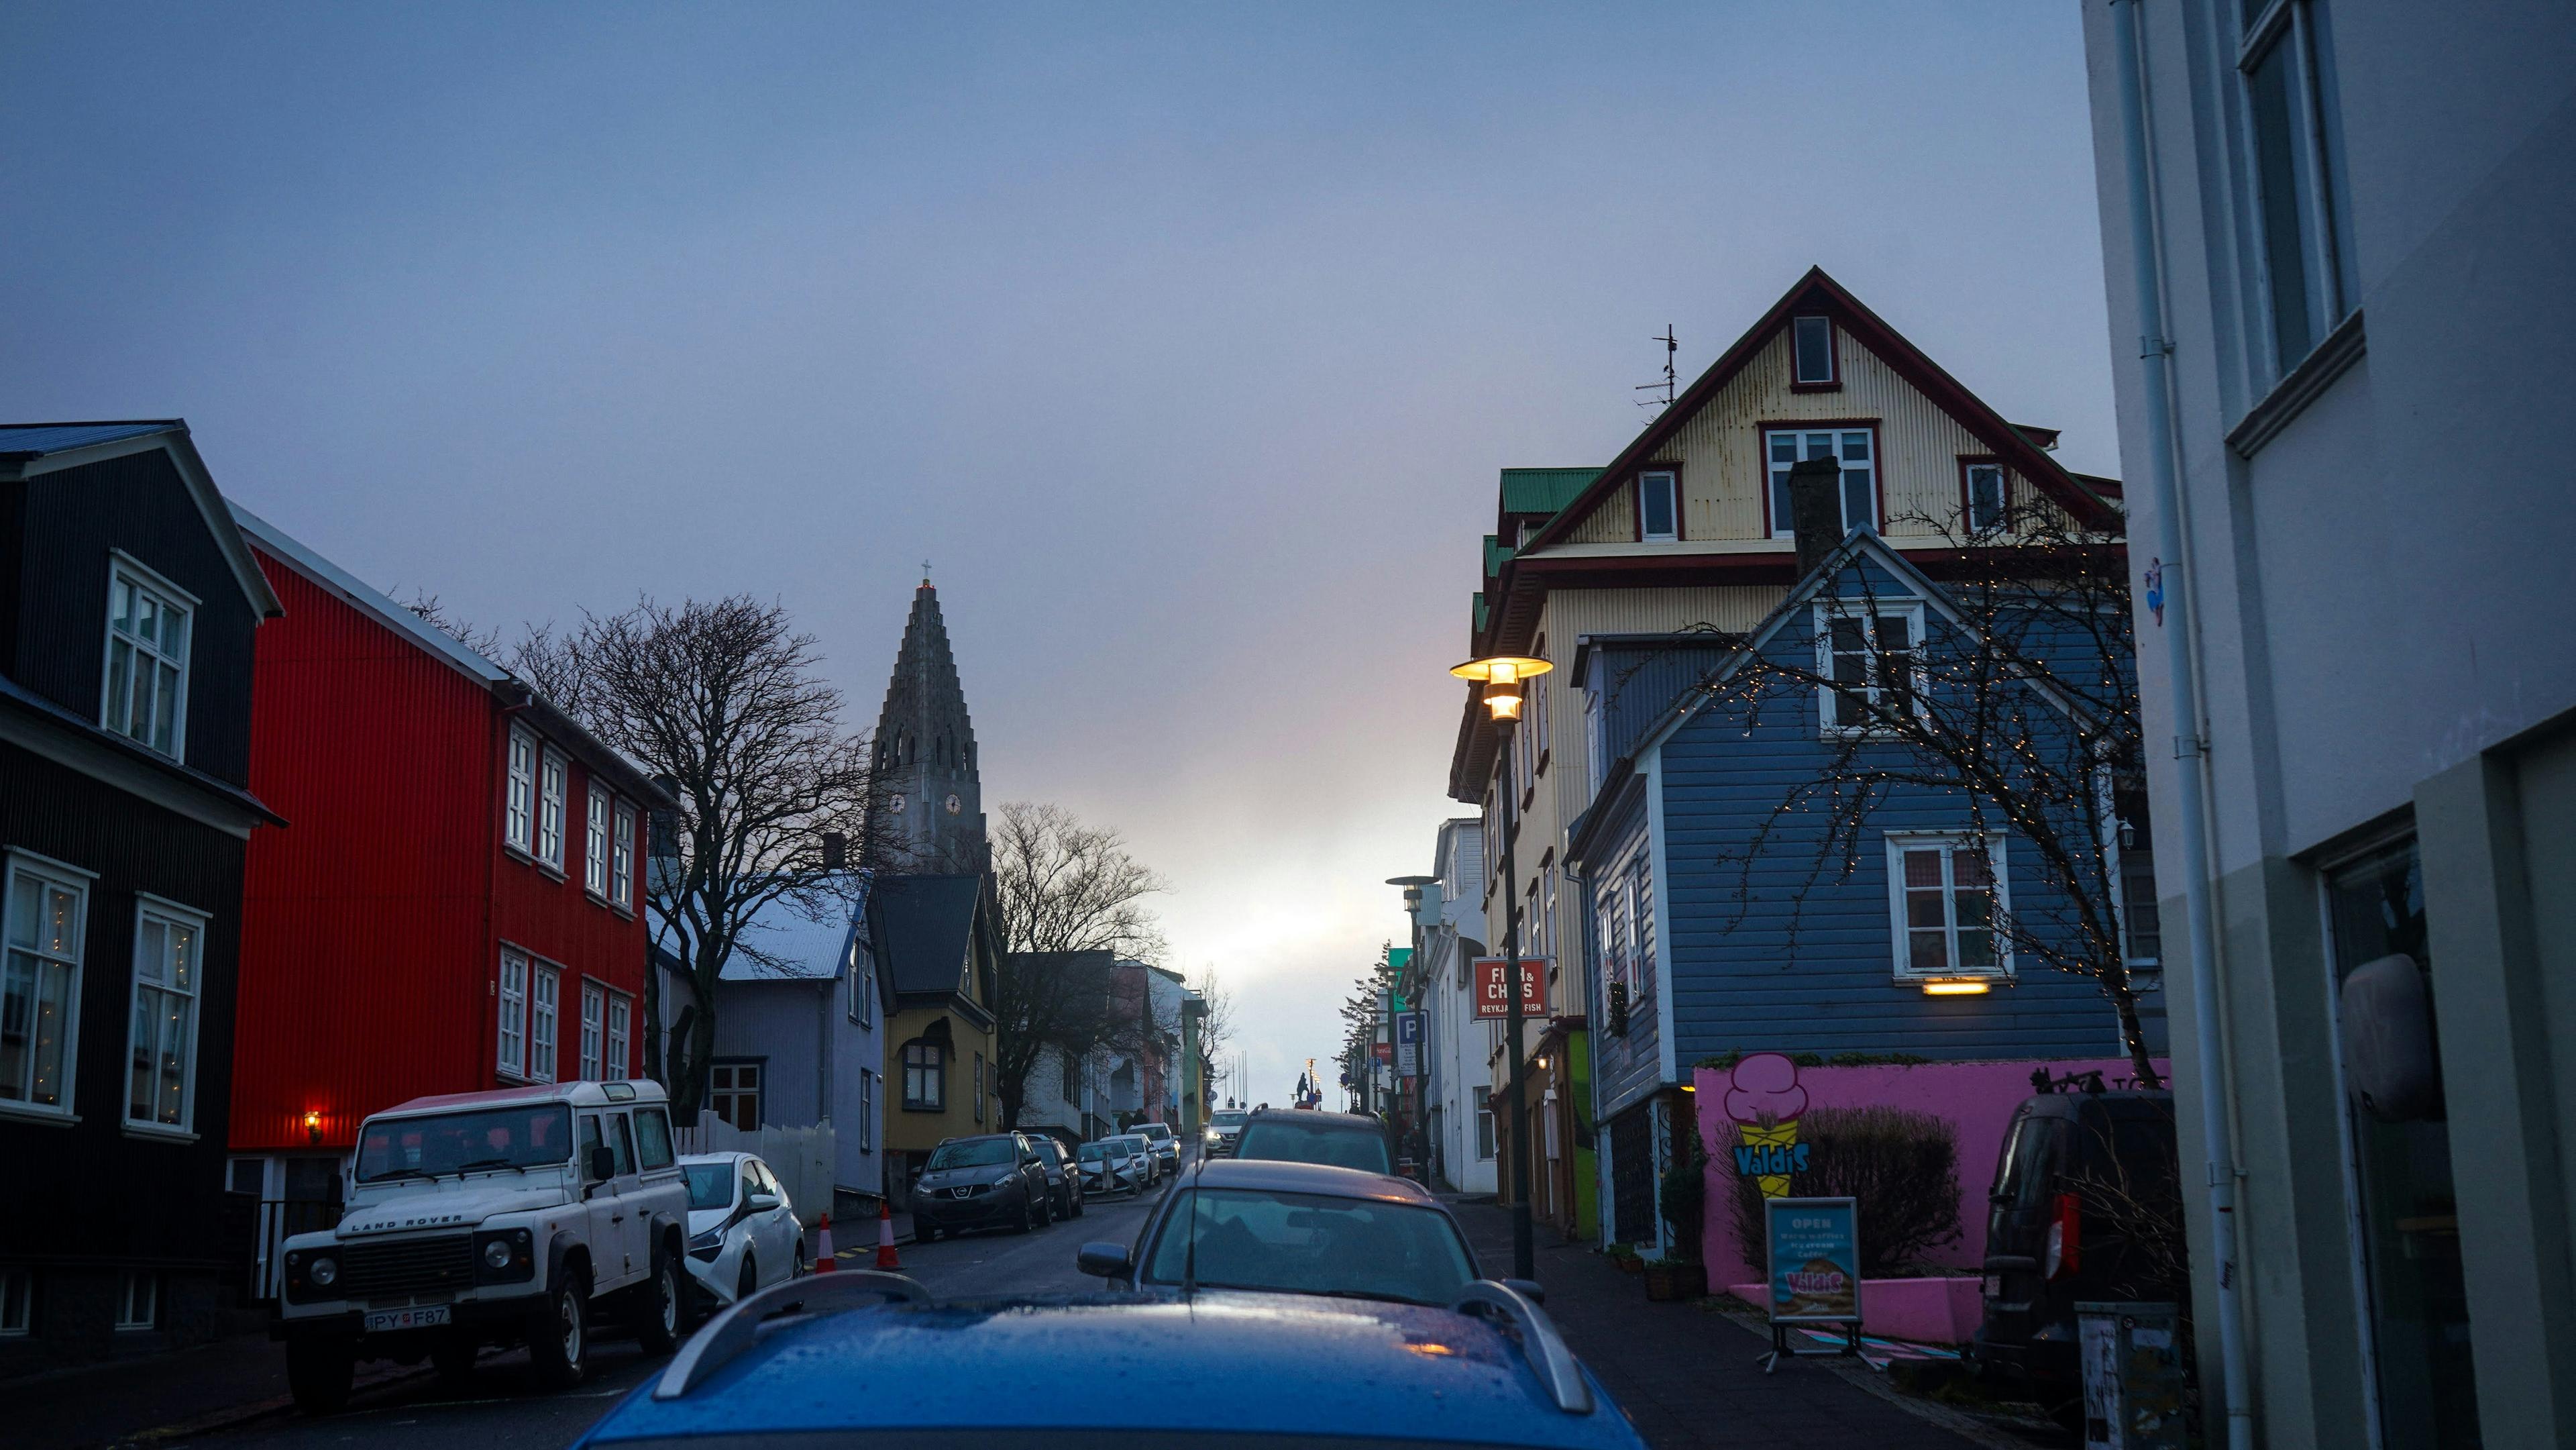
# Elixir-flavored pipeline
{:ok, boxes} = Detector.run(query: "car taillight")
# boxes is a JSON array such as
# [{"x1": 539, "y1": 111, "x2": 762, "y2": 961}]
[{"x1": 2045, "y1": 1192, "x2": 2082, "y2": 1278}]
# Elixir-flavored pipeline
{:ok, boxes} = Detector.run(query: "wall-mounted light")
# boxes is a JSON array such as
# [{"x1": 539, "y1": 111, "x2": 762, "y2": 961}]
[
  {"x1": 1919, "y1": 980, "x2": 1993, "y2": 996},
  {"x1": 305, "y1": 1109, "x2": 323, "y2": 1143},
  {"x1": 1535, "y1": 1055, "x2": 1551, "y2": 1070}
]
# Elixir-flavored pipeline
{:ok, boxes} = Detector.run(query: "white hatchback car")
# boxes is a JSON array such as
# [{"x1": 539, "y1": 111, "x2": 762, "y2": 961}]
[{"x1": 679, "y1": 1153, "x2": 806, "y2": 1305}]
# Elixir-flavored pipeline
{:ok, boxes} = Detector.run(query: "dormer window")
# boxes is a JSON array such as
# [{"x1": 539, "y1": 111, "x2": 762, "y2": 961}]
[
  {"x1": 1638, "y1": 470, "x2": 1679, "y2": 542},
  {"x1": 103, "y1": 558, "x2": 194, "y2": 758},
  {"x1": 1792, "y1": 315, "x2": 1837, "y2": 388}
]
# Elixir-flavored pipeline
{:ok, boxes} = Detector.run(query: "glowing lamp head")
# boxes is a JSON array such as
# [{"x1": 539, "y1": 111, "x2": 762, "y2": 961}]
[
  {"x1": 304, "y1": 1109, "x2": 323, "y2": 1143},
  {"x1": 1484, "y1": 689, "x2": 1523, "y2": 722},
  {"x1": 1450, "y1": 655, "x2": 1552, "y2": 727},
  {"x1": 1919, "y1": 979, "x2": 1994, "y2": 996}
]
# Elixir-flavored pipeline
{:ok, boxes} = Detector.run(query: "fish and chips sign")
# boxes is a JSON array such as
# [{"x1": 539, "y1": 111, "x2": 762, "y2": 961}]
[{"x1": 1759, "y1": 1196, "x2": 1862, "y2": 1368}]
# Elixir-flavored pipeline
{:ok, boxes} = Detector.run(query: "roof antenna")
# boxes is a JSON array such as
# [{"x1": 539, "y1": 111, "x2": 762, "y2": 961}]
[{"x1": 1635, "y1": 325, "x2": 1677, "y2": 411}]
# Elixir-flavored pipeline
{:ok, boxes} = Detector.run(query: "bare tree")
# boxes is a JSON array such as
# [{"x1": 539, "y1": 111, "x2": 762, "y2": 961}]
[
  {"x1": 403, "y1": 592, "x2": 503, "y2": 657},
  {"x1": 516, "y1": 595, "x2": 889, "y2": 1120},
  {"x1": 987, "y1": 801, "x2": 1169, "y2": 1129},
  {"x1": 1189, "y1": 968, "x2": 1234, "y2": 1109},
  {"x1": 1705, "y1": 495, "x2": 2164, "y2": 1087}
]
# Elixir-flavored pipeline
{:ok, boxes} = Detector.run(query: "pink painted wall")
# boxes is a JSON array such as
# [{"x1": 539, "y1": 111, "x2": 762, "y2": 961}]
[{"x1": 1693, "y1": 1057, "x2": 2167, "y2": 1281}]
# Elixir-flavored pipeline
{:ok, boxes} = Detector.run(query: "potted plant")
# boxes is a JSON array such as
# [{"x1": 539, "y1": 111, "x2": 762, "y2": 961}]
[
  {"x1": 1605, "y1": 1242, "x2": 1645, "y2": 1274},
  {"x1": 1644, "y1": 1131, "x2": 1709, "y2": 1302}
]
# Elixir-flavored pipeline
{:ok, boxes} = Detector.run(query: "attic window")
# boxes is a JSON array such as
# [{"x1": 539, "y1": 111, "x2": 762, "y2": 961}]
[
  {"x1": 1638, "y1": 471, "x2": 1678, "y2": 542},
  {"x1": 1792, "y1": 315, "x2": 1837, "y2": 387}
]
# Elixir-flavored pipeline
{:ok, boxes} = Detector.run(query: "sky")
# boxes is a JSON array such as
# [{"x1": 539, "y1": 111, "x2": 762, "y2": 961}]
[{"x1": 1, "y1": 2, "x2": 2118, "y2": 1107}]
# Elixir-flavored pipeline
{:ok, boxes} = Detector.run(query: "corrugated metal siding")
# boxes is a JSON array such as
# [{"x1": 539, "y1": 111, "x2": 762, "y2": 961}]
[
  {"x1": 13, "y1": 450, "x2": 260, "y2": 784},
  {"x1": 710, "y1": 986, "x2": 826, "y2": 1125},
  {"x1": 1537, "y1": 588, "x2": 1779, "y2": 833},
  {"x1": 0, "y1": 741, "x2": 248, "y2": 1265},
  {"x1": 232, "y1": 550, "x2": 652, "y2": 1151},
  {"x1": 1546, "y1": 323, "x2": 2039, "y2": 548},
  {"x1": 1591, "y1": 640, "x2": 1735, "y2": 767},
  {"x1": 1582, "y1": 802, "x2": 1666, "y2": 1120}
]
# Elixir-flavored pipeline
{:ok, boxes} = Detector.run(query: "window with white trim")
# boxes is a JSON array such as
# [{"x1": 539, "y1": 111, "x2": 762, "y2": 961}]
[
  {"x1": 849, "y1": 935, "x2": 874, "y2": 1027},
  {"x1": 610, "y1": 804, "x2": 637, "y2": 909},
  {"x1": 1625, "y1": 849, "x2": 1656, "y2": 1000},
  {"x1": 1, "y1": 855, "x2": 87, "y2": 1115},
  {"x1": 579, "y1": 981, "x2": 604, "y2": 1080},
  {"x1": 902, "y1": 1040, "x2": 945, "y2": 1110},
  {"x1": 537, "y1": 752, "x2": 568, "y2": 870},
  {"x1": 1638, "y1": 470, "x2": 1678, "y2": 542},
  {"x1": 497, "y1": 950, "x2": 527, "y2": 1078},
  {"x1": 530, "y1": 966, "x2": 559, "y2": 1082},
  {"x1": 1815, "y1": 603, "x2": 1923, "y2": 734},
  {"x1": 102, "y1": 561, "x2": 193, "y2": 759},
  {"x1": 125, "y1": 902, "x2": 205, "y2": 1131},
  {"x1": 2241, "y1": 0, "x2": 2355, "y2": 381},
  {"x1": 709, "y1": 1061, "x2": 761, "y2": 1131},
  {"x1": 115, "y1": 1272, "x2": 157, "y2": 1331},
  {"x1": 0, "y1": 1267, "x2": 29, "y2": 1335},
  {"x1": 1965, "y1": 462, "x2": 2007, "y2": 534},
  {"x1": 505, "y1": 730, "x2": 536, "y2": 853},
  {"x1": 584, "y1": 784, "x2": 610, "y2": 896},
  {"x1": 606, "y1": 993, "x2": 631, "y2": 1079},
  {"x1": 1885, "y1": 834, "x2": 2010, "y2": 978},
  {"x1": 1766, "y1": 427, "x2": 1876, "y2": 537},
  {"x1": 1791, "y1": 314, "x2": 1836, "y2": 386},
  {"x1": 1473, "y1": 1087, "x2": 1495, "y2": 1159}
]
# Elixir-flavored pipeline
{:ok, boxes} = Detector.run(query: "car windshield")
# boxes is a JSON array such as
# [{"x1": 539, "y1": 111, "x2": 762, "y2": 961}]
[
  {"x1": 1212, "y1": 1111, "x2": 1248, "y2": 1127},
  {"x1": 683, "y1": 1162, "x2": 735, "y2": 1210},
  {"x1": 926, "y1": 1139, "x2": 1016, "y2": 1171},
  {"x1": 1078, "y1": 1143, "x2": 1110, "y2": 1162},
  {"x1": 1141, "y1": 1187, "x2": 1475, "y2": 1306},
  {"x1": 1232, "y1": 1119, "x2": 1391, "y2": 1175},
  {"x1": 355, "y1": 1104, "x2": 573, "y2": 1182},
  {"x1": 1143, "y1": 1125, "x2": 1172, "y2": 1139}
]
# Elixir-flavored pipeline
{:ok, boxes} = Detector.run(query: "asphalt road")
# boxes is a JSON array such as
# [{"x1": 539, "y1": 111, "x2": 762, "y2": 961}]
[{"x1": 162, "y1": 1171, "x2": 1175, "y2": 1450}]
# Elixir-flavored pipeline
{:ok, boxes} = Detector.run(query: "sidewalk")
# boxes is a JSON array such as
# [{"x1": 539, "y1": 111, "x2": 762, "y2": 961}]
[
  {"x1": 1448, "y1": 1203, "x2": 2031, "y2": 1450},
  {"x1": 8, "y1": 1327, "x2": 432, "y2": 1450}
]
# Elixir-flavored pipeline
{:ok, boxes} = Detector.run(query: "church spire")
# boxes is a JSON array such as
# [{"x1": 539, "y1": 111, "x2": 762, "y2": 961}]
[{"x1": 870, "y1": 580, "x2": 984, "y2": 872}]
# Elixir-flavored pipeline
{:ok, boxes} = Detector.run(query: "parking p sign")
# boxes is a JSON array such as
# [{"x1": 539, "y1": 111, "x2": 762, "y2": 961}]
[{"x1": 1395, "y1": 1012, "x2": 1421, "y2": 1074}]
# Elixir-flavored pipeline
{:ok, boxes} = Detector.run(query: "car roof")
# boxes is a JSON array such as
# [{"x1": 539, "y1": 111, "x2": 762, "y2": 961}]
[
  {"x1": 1243, "y1": 1108, "x2": 1385, "y2": 1132},
  {"x1": 373, "y1": 1079, "x2": 667, "y2": 1118},
  {"x1": 676, "y1": 1152, "x2": 756, "y2": 1168},
  {"x1": 1179, "y1": 1157, "x2": 1433, "y2": 1202},
  {"x1": 590, "y1": 1292, "x2": 1633, "y2": 1449}
]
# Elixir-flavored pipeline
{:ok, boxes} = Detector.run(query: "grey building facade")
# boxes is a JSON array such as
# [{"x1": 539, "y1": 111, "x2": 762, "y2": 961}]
[{"x1": 2080, "y1": 3, "x2": 2576, "y2": 1446}]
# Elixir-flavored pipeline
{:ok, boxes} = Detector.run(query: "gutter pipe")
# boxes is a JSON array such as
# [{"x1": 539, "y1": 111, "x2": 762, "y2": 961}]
[{"x1": 2107, "y1": 6, "x2": 2253, "y2": 1448}]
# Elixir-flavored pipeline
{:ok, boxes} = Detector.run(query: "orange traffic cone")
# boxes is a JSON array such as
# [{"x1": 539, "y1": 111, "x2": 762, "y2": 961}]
[
  {"x1": 875, "y1": 1200, "x2": 900, "y2": 1270},
  {"x1": 813, "y1": 1212, "x2": 837, "y2": 1273}
]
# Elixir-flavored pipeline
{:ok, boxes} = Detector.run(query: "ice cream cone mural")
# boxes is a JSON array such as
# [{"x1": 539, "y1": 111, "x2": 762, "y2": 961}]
[{"x1": 1722, "y1": 1053, "x2": 1810, "y2": 1198}]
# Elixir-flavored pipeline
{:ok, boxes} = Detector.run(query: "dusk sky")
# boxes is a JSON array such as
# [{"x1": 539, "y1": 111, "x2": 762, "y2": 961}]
[{"x1": 3, "y1": 3, "x2": 2117, "y2": 1103}]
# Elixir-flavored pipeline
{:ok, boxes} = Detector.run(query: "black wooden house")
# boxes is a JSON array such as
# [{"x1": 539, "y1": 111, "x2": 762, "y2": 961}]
[{"x1": 0, "y1": 422, "x2": 281, "y2": 1373}]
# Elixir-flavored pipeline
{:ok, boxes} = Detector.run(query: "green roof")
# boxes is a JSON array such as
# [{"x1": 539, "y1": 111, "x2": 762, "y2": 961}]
[
  {"x1": 1499, "y1": 467, "x2": 1602, "y2": 516},
  {"x1": 1472, "y1": 592, "x2": 1489, "y2": 637},
  {"x1": 1484, "y1": 533, "x2": 1512, "y2": 581}
]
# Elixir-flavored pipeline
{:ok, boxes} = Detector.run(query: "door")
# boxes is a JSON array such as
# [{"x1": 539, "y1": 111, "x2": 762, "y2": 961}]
[
  {"x1": 604, "y1": 1111, "x2": 647, "y2": 1288},
  {"x1": 577, "y1": 1113, "x2": 623, "y2": 1288}
]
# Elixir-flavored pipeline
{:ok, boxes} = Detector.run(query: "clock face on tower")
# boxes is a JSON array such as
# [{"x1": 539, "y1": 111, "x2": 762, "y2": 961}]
[
  {"x1": 889, "y1": 794, "x2": 908, "y2": 815},
  {"x1": 943, "y1": 793, "x2": 963, "y2": 815}
]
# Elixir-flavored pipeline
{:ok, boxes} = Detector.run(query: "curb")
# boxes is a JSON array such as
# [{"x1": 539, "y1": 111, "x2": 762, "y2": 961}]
[{"x1": 102, "y1": 1361, "x2": 437, "y2": 1448}]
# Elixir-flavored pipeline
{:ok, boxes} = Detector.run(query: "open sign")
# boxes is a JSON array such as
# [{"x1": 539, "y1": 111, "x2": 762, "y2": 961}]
[{"x1": 1471, "y1": 957, "x2": 1548, "y2": 1019}]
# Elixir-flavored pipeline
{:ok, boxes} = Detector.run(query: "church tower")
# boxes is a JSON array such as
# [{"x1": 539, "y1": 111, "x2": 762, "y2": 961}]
[{"x1": 869, "y1": 578, "x2": 985, "y2": 871}]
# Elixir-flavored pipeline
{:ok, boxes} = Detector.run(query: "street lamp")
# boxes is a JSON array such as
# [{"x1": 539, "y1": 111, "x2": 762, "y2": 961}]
[
  {"x1": 1387, "y1": 874, "x2": 1438, "y2": 1185},
  {"x1": 1450, "y1": 652, "x2": 1552, "y2": 1280}
]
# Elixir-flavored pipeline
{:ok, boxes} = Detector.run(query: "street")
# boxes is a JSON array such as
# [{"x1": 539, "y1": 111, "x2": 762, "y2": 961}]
[{"x1": 144, "y1": 1180, "x2": 1172, "y2": 1450}]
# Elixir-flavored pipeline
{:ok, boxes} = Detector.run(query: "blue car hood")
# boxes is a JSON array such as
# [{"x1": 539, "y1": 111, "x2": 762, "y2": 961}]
[{"x1": 585, "y1": 1292, "x2": 1640, "y2": 1449}]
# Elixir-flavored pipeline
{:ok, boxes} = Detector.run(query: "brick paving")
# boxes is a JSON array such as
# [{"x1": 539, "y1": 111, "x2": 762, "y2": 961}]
[{"x1": 1449, "y1": 1201, "x2": 2005, "y2": 1450}]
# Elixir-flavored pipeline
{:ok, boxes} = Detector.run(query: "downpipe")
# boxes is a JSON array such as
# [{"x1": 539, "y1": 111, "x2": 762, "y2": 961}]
[{"x1": 2106, "y1": 5, "x2": 2253, "y2": 1448}]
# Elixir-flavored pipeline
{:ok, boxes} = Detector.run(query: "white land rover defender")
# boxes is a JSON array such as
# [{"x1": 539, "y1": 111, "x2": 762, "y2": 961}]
[{"x1": 274, "y1": 1080, "x2": 692, "y2": 1412}]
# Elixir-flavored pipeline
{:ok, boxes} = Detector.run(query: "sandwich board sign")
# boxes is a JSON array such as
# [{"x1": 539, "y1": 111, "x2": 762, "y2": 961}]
[{"x1": 1759, "y1": 1196, "x2": 1862, "y2": 1369}]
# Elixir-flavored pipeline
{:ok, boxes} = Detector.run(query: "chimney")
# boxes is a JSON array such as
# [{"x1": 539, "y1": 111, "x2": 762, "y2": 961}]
[
  {"x1": 1788, "y1": 454, "x2": 1845, "y2": 580},
  {"x1": 820, "y1": 831, "x2": 847, "y2": 872}
]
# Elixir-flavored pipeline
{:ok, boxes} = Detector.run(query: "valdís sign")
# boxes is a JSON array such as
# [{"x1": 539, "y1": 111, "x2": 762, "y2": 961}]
[{"x1": 1471, "y1": 957, "x2": 1548, "y2": 1019}]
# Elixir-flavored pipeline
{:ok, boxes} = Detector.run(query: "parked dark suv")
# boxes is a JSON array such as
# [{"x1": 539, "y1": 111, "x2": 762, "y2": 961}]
[
  {"x1": 911, "y1": 1133, "x2": 1054, "y2": 1241},
  {"x1": 1022, "y1": 1133, "x2": 1086, "y2": 1221},
  {"x1": 1972, "y1": 1077, "x2": 2182, "y2": 1393}
]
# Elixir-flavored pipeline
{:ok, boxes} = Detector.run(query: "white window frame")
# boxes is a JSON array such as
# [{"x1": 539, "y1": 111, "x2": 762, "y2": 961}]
[
  {"x1": 496, "y1": 949, "x2": 528, "y2": 1079},
  {"x1": 1, "y1": 849, "x2": 92, "y2": 1119},
  {"x1": 849, "y1": 937, "x2": 874, "y2": 1027},
  {"x1": 1638, "y1": 470, "x2": 1679, "y2": 543},
  {"x1": 858, "y1": 1070, "x2": 873, "y2": 1152},
  {"x1": 1766, "y1": 426, "x2": 1878, "y2": 537},
  {"x1": 536, "y1": 751, "x2": 568, "y2": 872},
  {"x1": 606, "y1": 992, "x2": 631, "y2": 1080},
  {"x1": 1964, "y1": 462, "x2": 2008, "y2": 534},
  {"x1": 610, "y1": 804, "x2": 637, "y2": 909},
  {"x1": 1883, "y1": 831, "x2": 2015, "y2": 981},
  {"x1": 1791, "y1": 314, "x2": 1837, "y2": 386},
  {"x1": 2236, "y1": 0, "x2": 2356, "y2": 384},
  {"x1": 579, "y1": 980, "x2": 604, "y2": 1080},
  {"x1": 123, "y1": 895, "x2": 209, "y2": 1135},
  {"x1": 709, "y1": 1060, "x2": 762, "y2": 1131},
  {"x1": 100, "y1": 553, "x2": 197, "y2": 760},
  {"x1": 115, "y1": 1270, "x2": 157, "y2": 1331},
  {"x1": 530, "y1": 964, "x2": 560, "y2": 1082},
  {"x1": 505, "y1": 729, "x2": 537, "y2": 854},
  {"x1": 1813, "y1": 601, "x2": 1927, "y2": 736},
  {"x1": 584, "y1": 784, "x2": 610, "y2": 897}
]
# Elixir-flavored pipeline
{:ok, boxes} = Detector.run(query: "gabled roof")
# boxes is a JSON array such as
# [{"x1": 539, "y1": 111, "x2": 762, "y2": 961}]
[
  {"x1": 869, "y1": 872, "x2": 993, "y2": 998},
  {"x1": 1515, "y1": 267, "x2": 2116, "y2": 560},
  {"x1": 0, "y1": 419, "x2": 284, "y2": 621},
  {"x1": 720, "y1": 873, "x2": 870, "y2": 983},
  {"x1": 1499, "y1": 468, "x2": 1601, "y2": 517}
]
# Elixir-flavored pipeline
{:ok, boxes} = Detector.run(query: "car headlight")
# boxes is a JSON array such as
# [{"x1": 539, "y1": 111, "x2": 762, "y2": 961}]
[
  {"x1": 689, "y1": 1227, "x2": 723, "y2": 1251},
  {"x1": 309, "y1": 1255, "x2": 339, "y2": 1288},
  {"x1": 473, "y1": 1228, "x2": 536, "y2": 1284},
  {"x1": 484, "y1": 1239, "x2": 515, "y2": 1270}
]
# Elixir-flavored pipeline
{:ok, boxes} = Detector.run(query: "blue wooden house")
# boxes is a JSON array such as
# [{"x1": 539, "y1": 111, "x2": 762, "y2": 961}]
[{"x1": 1566, "y1": 529, "x2": 2162, "y2": 1250}]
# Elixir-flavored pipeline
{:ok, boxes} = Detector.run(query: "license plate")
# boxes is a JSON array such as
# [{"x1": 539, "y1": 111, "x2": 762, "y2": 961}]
[
  {"x1": 365, "y1": 1305, "x2": 451, "y2": 1333},
  {"x1": 1982, "y1": 1274, "x2": 2002, "y2": 1298}
]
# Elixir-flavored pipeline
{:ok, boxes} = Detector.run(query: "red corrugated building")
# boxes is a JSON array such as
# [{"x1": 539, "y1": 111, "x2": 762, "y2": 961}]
[{"x1": 223, "y1": 504, "x2": 670, "y2": 1223}]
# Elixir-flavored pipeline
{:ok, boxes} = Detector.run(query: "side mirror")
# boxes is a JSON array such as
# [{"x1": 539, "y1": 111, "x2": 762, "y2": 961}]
[
  {"x1": 1076, "y1": 1242, "x2": 1134, "y2": 1282},
  {"x1": 1501, "y1": 1278, "x2": 1546, "y2": 1306},
  {"x1": 589, "y1": 1145, "x2": 616, "y2": 1182},
  {"x1": 747, "y1": 1192, "x2": 782, "y2": 1212}
]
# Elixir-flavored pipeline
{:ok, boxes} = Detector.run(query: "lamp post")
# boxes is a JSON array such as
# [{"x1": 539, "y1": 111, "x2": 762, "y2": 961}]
[
  {"x1": 1387, "y1": 874, "x2": 1438, "y2": 1186},
  {"x1": 1450, "y1": 652, "x2": 1551, "y2": 1281}
]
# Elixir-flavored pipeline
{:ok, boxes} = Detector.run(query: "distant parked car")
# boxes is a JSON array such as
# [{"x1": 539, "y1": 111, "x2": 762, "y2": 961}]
[
  {"x1": 680, "y1": 1152, "x2": 806, "y2": 1306},
  {"x1": 1204, "y1": 1108, "x2": 1249, "y2": 1156},
  {"x1": 1105, "y1": 1133, "x2": 1161, "y2": 1188},
  {"x1": 1138, "y1": 1121, "x2": 1181, "y2": 1174},
  {"x1": 1078, "y1": 1139, "x2": 1144, "y2": 1196},
  {"x1": 1231, "y1": 1109, "x2": 1393, "y2": 1175},
  {"x1": 1972, "y1": 1084, "x2": 2182, "y2": 1394},
  {"x1": 912, "y1": 1134, "x2": 1052, "y2": 1241},
  {"x1": 1021, "y1": 1134, "x2": 1085, "y2": 1220}
]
